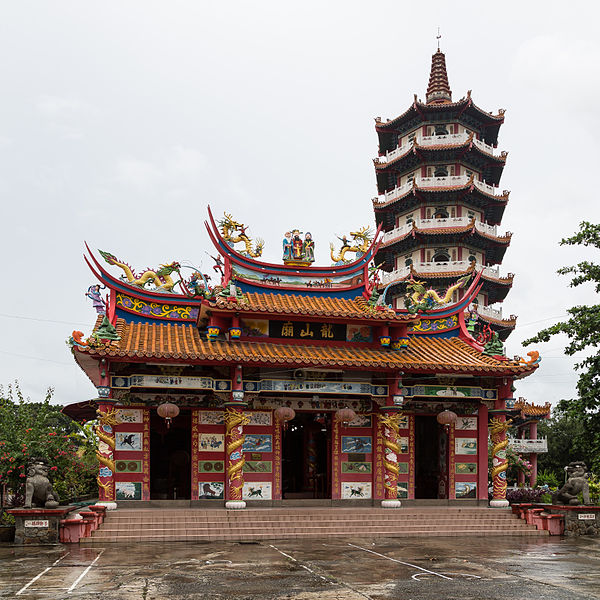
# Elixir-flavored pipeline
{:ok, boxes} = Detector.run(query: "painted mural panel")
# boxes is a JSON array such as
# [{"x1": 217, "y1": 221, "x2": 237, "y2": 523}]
[
  {"x1": 246, "y1": 411, "x2": 272, "y2": 426},
  {"x1": 115, "y1": 432, "x2": 142, "y2": 451},
  {"x1": 455, "y1": 417, "x2": 477, "y2": 430},
  {"x1": 346, "y1": 324, "x2": 373, "y2": 343},
  {"x1": 341, "y1": 482, "x2": 372, "y2": 499},
  {"x1": 243, "y1": 461, "x2": 272, "y2": 473},
  {"x1": 347, "y1": 414, "x2": 372, "y2": 428},
  {"x1": 243, "y1": 434, "x2": 272, "y2": 453},
  {"x1": 455, "y1": 481, "x2": 477, "y2": 499},
  {"x1": 455, "y1": 438, "x2": 477, "y2": 455},
  {"x1": 198, "y1": 481, "x2": 224, "y2": 499},
  {"x1": 455, "y1": 463, "x2": 478, "y2": 474},
  {"x1": 397, "y1": 482, "x2": 409, "y2": 499},
  {"x1": 243, "y1": 482, "x2": 272, "y2": 500},
  {"x1": 341, "y1": 462, "x2": 372, "y2": 474},
  {"x1": 198, "y1": 433, "x2": 225, "y2": 452},
  {"x1": 198, "y1": 461, "x2": 225, "y2": 473},
  {"x1": 115, "y1": 460, "x2": 142, "y2": 473},
  {"x1": 115, "y1": 481, "x2": 142, "y2": 500},
  {"x1": 199, "y1": 411, "x2": 224, "y2": 425},
  {"x1": 341, "y1": 436, "x2": 372, "y2": 453},
  {"x1": 116, "y1": 409, "x2": 143, "y2": 424}
]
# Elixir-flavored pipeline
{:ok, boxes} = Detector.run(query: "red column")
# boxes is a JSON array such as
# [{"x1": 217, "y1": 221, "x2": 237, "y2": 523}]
[
  {"x1": 477, "y1": 402, "x2": 488, "y2": 500},
  {"x1": 529, "y1": 421, "x2": 538, "y2": 488},
  {"x1": 224, "y1": 365, "x2": 249, "y2": 509}
]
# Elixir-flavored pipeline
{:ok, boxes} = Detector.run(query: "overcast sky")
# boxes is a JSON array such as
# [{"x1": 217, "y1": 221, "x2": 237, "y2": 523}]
[{"x1": 0, "y1": 1, "x2": 598, "y2": 409}]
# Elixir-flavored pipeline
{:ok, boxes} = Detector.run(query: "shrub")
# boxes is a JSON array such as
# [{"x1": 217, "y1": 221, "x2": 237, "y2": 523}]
[
  {"x1": 537, "y1": 469, "x2": 560, "y2": 488},
  {"x1": 506, "y1": 487, "x2": 547, "y2": 504}
]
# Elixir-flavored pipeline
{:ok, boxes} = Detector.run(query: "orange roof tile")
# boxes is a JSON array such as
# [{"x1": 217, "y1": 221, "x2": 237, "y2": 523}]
[
  {"x1": 74, "y1": 319, "x2": 535, "y2": 375},
  {"x1": 513, "y1": 399, "x2": 551, "y2": 417},
  {"x1": 207, "y1": 293, "x2": 413, "y2": 322}
]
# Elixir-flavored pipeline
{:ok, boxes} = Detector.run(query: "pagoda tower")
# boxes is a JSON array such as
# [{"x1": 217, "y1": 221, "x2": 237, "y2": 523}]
[{"x1": 372, "y1": 48, "x2": 516, "y2": 339}]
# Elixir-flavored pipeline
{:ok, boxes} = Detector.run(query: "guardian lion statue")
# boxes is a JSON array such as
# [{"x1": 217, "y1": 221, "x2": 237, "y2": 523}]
[
  {"x1": 24, "y1": 457, "x2": 60, "y2": 509},
  {"x1": 552, "y1": 461, "x2": 591, "y2": 506}
]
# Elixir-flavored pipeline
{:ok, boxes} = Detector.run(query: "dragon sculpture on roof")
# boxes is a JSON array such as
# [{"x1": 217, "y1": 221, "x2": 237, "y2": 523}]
[
  {"x1": 330, "y1": 226, "x2": 373, "y2": 265},
  {"x1": 403, "y1": 274, "x2": 471, "y2": 314},
  {"x1": 99, "y1": 250, "x2": 181, "y2": 292},
  {"x1": 218, "y1": 213, "x2": 264, "y2": 258}
]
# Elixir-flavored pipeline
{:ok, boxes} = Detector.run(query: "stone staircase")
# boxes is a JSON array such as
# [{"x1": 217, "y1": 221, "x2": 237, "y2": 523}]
[{"x1": 82, "y1": 507, "x2": 547, "y2": 543}]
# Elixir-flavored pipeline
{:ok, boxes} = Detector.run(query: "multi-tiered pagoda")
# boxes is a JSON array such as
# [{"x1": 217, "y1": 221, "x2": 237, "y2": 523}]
[{"x1": 372, "y1": 48, "x2": 516, "y2": 339}]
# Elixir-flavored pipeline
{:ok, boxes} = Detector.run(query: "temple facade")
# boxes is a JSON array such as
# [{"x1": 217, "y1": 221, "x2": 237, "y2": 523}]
[
  {"x1": 373, "y1": 49, "x2": 516, "y2": 339},
  {"x1": 66, "y1": 50, "x2": 542, "y2": 509}
]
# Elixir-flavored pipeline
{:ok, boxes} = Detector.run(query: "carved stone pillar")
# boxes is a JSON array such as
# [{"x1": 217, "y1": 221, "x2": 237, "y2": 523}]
[{"x1": 489, "y1": 416, "x2": 512, "y2": 508}]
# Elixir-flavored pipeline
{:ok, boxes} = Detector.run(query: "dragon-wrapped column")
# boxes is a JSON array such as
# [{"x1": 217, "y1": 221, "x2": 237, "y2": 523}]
[
  {"x1": 95, "y1": 398, "x2": 120, "y2": 507},
  {"x1": 224, "y1": 369, "x2": 249, "y2": 509},
  {"x1": 489, "y1": 417, "x2": 512, "y2": 508},
  {"x1": 379, "y1": 409, "x2": 403, "y2": 508}
]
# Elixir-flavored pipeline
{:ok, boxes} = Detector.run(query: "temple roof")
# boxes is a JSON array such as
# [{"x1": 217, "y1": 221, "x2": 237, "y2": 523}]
[
  {"x1": 513, "y1": 398, "x2": 551, "y2": 417},
  {"x1": 426, "y1": 49, "x2": 452, "y2": 104},
  {"x1": 72, "y1": 318, "x2": 536, "y2": 376},
  {"x1": 205, "y1": 292, "x2": 414, "y2": 322}
]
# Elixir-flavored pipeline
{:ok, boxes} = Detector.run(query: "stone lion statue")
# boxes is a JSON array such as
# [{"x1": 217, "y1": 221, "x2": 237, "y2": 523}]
[
  {"x1": 552, "y1": 461, "x2": 591, "y2": 506},
  {"x1": 24, "y1": 457, "x2": 60, "y2": 509}
]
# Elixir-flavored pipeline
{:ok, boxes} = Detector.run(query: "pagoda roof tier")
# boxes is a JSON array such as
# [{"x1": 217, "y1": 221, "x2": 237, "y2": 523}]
[
  {"x1": 372, "y1": 175, "x2": 509, "y2": 226},
  {"x1": 374, "y1": 135, "x2": 507, "y2": 193},
  {"x1": 72, "y1": 318, "x2": 535, "y2": 377},
  {"x1": 379, "y1": 264, "x2": 513, "y2": 304},
  {"x1": 202, "y1": 292, "x2": 415, "y2": 323},
  {"x1": 375, "y1": 91, "x2": 505, "y2": 148},
  {"x1": 379, "y1": 218, "x2": 512, "y2": 263},
  {"x1": 512, "y1": 398, "x2": 552, "y2": 418}
]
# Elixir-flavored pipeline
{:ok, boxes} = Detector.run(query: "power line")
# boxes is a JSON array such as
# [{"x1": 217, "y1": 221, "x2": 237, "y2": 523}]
[
  {"x1": 0, "y1": 349, "x2": 76, "y2": 367},
  {"x1": 0, "y1": 313, "x2": 90, "y2": 327}
]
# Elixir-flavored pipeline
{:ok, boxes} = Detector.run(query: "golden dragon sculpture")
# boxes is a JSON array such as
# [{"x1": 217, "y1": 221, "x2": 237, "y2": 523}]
[
  {"x1": 218, "y1": 213, "x2": 264, "y2": 258},
  {"x1": 379, "y1": 413, "x2": 403, "y2": 495},
  {"x1": 489, "y1": 417, "x2": 513, "y2": 500},
  {"x1": 330, "y1": 226, "x2": 373, "y2": 264},
  {"x1": 224, "y1": 408, "x2": 250, "y2": 500},
  {"x1": 95, "y1": 407, "x2": 121, "y2": 498},
  {"x1": 403, "y1": 274, "x2": 471, "y2": 314},
  {"x1": 99, "y1": 250, "x2": 181, "y2": 292}
]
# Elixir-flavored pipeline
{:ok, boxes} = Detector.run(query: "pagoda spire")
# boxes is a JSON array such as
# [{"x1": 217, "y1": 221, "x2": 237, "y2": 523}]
[{"x1": 425, "y1": 47, "x2": 452, "y2": 105}]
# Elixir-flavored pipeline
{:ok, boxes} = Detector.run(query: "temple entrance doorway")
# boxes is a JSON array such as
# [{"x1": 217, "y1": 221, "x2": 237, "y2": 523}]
[
  {"x1": 282, "y1": 412, "x2": 330, "y2": 499},
  {"x1": 150, "y1": 410, "x2": 191, "y2": 500},
  {"x1": 414, "y1": 415, "x2": 449, "y2": 499}
]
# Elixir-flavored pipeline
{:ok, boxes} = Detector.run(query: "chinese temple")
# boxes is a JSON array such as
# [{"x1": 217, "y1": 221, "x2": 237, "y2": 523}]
[{"x1": 65, "y1": 49, "x2": 542, "y2": 510}]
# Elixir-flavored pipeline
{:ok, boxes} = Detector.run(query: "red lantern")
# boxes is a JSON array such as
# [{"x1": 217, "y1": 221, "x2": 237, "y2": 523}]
[
  {"x1": 335, "y1": 407, "x2": 357, "y2": 425},
  {"x1": 274, "y1": 406, "x2": 295, "y2": 429},
  {"x1": 157, "y1": 402, "x2": 180, "y2": 428},
  {"x1": 436, "y1": 409, "x2": 457, "y2": 431}
]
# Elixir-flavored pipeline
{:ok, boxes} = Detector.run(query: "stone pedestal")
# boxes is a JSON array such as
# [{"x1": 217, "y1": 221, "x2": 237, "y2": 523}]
[
  {"x1": 550, "y1": 506, "x2": 600, "y2": 536},
  {"x1": 7, "y1": 507, "x2": 74, "y2": 545}
]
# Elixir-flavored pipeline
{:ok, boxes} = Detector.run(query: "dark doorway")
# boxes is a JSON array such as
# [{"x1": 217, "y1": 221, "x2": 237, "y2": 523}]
[
  {"x1": 282, "y1": 412, "x2": 330, "y2": 499},
  {"x1": 150, "y1": 410, "x2": 191, "y2": 499},
  {"x1": 415, "y1": 415, "x2": 448, "y2": 499}
]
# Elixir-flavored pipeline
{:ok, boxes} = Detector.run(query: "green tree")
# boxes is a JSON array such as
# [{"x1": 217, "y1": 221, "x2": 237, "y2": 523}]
[
  {"x1": 523, "y1": 221, "x2": 600, "y2": 472},
  {"x1": 537, "y1": 407, "x2": 593, "y2": 482},
  {"x1": 0, "y1": 383, "x2": 98, "y2": 505}
]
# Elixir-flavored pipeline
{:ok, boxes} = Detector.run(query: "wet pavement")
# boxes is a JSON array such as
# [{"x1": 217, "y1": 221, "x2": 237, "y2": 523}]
[{"x1": 0, "y1": 536, "x2": 599, "y2": 599}]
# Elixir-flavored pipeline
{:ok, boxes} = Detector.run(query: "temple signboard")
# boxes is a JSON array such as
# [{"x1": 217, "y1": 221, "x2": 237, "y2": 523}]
[{"x1": 269, "y1": 320, "x2": 347, "y2": 341}]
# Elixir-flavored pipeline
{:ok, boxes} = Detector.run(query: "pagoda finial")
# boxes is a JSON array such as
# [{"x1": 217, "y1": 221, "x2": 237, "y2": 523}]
[{"x1": 425, "y1": 41, "x2": 452, "y2": 105}]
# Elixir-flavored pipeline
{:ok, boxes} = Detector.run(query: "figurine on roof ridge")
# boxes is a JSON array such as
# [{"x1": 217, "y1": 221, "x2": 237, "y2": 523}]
[
  {"x1": 330, "y1": 226, "x2": 373, "y2": 265},
  {"x1": 283, "y1": 228, "x2": 315, "y2": 266}
]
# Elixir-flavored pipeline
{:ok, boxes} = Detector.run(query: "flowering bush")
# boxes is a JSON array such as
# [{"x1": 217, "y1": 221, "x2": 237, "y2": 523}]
[
  {"x1": 506, "y1": 487, "x2": 547, "y2": 504},
  {"x1": 0, "y1": 383, "x2": 98, "y2": 504}
]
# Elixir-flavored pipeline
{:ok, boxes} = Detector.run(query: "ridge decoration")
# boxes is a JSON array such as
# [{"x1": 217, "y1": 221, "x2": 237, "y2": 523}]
[
  {"x1": 218, "y1": 212, "x2": 264, "y2": 258},
  {"x1": 99, "y1": 249, "x2": 181, "y2": 292},
  {"x1": 330, "y1": 226, "x2": 373, "y2": 264}
]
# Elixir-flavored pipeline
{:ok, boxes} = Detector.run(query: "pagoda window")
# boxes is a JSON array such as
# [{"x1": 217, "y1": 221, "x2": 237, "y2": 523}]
[
  {"x1": 434, "y1": 165, "x2": 448, "y2": 177},
  {"x1": 432, "y1": 250, "x2": 450, "y2": 263},
  {"x1": 449, "y1": 165, "x2": 456, "y2": 176},
  {"x1": 434, "y1": 124, "x2": 449, "y2": 136},
  {"x1": 468, "y1": 254, "x2": 477, "y2": 263},
  {"x1": 405, "y1": 213, "x2": 414, "y2": 224},
  {"x1": 404, "y1": 256, "x2": 413, "y2": 267},
  {"x1": 465, "y1": 169, "x2": 473, "y2": 179},
  {"x1": 450, "y1": 206, "x2": 456, "y2": 218},
  {"x1": 467, "y1": 209, "x2": 476, "y2": 220},
  {"x1": 406, "y1": 172, "x2": 414, "y2": 183},
  {"x1": 407, "y1": 132, "x2": 416, "y2": 144},
  {"x1": 433, "y1": 207, "x2": 449, "y2": 219}
]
